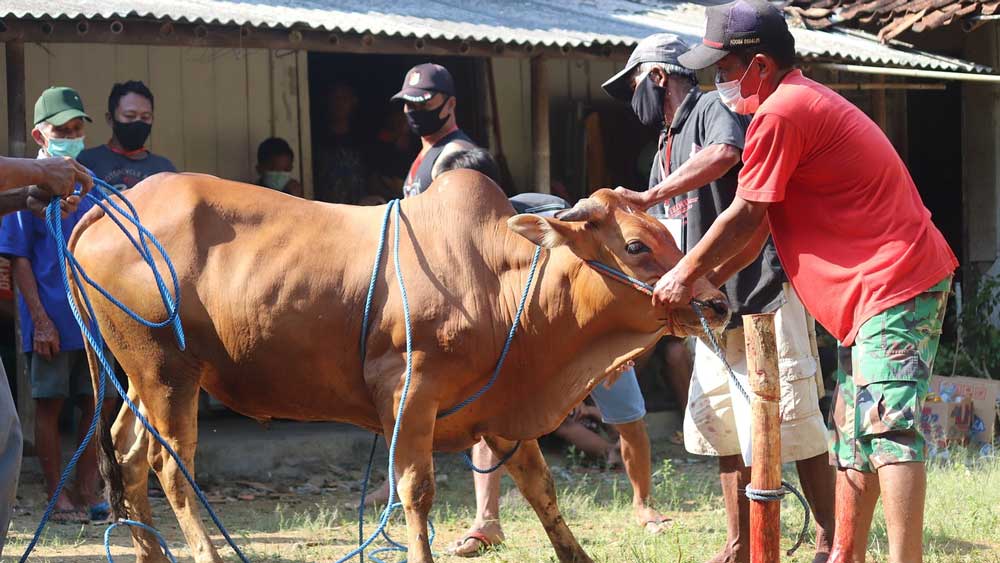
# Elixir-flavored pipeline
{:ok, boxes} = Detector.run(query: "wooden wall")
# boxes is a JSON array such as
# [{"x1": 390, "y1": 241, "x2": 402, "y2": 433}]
[{"x1": 0, "y1": 43, "x2": 313, "y2": 197}]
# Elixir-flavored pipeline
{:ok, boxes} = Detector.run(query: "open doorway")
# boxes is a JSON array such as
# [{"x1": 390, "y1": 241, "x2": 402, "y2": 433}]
[{"x1": 307, "y1": 53, "x2": 486, "y2": 204}]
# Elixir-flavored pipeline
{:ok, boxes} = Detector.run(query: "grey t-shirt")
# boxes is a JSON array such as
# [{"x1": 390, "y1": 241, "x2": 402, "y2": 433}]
[
  {"x1": 649, "y1": 88, "x2": 785, "y2": 328},
  {"x1": 78, "y1": 145, "x2": 176, "y2": 190}
]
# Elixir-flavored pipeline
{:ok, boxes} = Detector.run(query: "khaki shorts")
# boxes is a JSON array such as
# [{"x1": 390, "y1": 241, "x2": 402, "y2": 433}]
[{"x1": 684, "y1": 283, "x2": 829, "y2": 463}]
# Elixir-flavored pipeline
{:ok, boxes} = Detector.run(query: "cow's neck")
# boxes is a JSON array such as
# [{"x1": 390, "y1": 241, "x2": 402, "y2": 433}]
[{"x1": 484, "y1": 233, "x2": 663, "y2": 439}]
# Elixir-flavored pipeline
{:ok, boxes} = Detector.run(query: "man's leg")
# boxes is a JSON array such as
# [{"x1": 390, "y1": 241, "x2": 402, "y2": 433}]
[
  {"x1": 36, "y1": 397, "x2": 77, "y2": 510},
  {"x1": 685, "y1": 330, "x2": 748, "y2": 562},
  {"x1": 32, "y1": 352, "x2": 86, "y2": 517},
  {"x1": 613, "y1": 419, "x2": 668, "y2": 532},
  {"x1": 448, "y1": 439, "x2": 505, "y2": 557},
  {"x1": 828, "y1": 468, "x2": 880, "y2": 563},
  {"x1": 828, "y1": 278, "x2": 950, "y2": 563},
  {"x1": 709, "y1": 454, "x2": 751, "y2": 563},
  {"x1": 591, "y1": 368, "x2": 669, "y2": 533},
  {"x1": 70, "y1": 352, "x2": 109, "y2": 509},
  {"x1": 878, "y1": 462, "x2": 926, "y2": 563},
  {"x1": 795, "y1": 453, "x2": 836, "y2": 562}
]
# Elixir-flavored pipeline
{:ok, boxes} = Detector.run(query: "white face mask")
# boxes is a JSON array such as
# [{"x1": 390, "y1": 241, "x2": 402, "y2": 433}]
[{"x1": 715, "y1": 64, "x2": 761, "y2": 115}]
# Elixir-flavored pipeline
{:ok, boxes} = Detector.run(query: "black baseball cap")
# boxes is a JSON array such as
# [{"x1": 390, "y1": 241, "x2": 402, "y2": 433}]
[
  {"x1": 602, "y1": 33, "x2": 695, "y2": 102},
  {"x1": 391, "y1": 63, "x2": 455, "y2": 103},
  {"x1": 678, "y1": 0, "x2": 795, "y2": 70}
]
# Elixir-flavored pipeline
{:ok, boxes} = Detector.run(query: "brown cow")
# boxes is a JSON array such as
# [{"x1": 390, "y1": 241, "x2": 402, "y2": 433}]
[{"x1": 71, "y1": 170, "x2": 728, "y2": 563}]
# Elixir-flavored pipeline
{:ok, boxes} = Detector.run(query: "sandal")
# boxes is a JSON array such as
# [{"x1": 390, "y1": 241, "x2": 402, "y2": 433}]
[
  {"x1": 50, "y1": 508, "x2": 89, "y2": 523},
  {"x1": 447, "y1": 530, "x2": 504, "y2": 557}
]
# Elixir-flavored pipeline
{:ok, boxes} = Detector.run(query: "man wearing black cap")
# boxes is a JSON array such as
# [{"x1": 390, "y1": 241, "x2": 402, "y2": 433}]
[
  {"x1": 662, "y1": 2, "x2": 958, "y2": 562},
  {"x1": 607, "y1": 33, "x2": 835, "y2": 563},
  {"x1": 392, "y1": 63, "x2": 477, "y2": 198}
]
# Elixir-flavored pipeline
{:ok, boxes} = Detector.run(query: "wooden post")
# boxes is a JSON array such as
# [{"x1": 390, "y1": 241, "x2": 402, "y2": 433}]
[
  {"x1": 744, "y1": 313, "x2": 781, "y2": 563},
  {"x1": 530, "y1": 56, "x2": 550, "y2": 194},
  {"x1": 5, "y1": 40, "x2": 33, "y2": 451}
]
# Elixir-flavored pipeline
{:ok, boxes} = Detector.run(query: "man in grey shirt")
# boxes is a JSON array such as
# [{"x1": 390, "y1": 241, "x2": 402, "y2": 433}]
[{"x1": 607, "y1": 33, "x2": 835, "y2": 562}]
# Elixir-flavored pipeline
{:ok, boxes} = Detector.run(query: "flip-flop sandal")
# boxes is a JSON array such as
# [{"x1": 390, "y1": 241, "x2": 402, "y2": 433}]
[
  {"x1": 51, "y1": 508, "x2": 90, "y2": 523},
  {"x1": 446, "y1": 530, "x2": 504, "y2": 558},
  {"x1": 642, "y1": 516, "x2": 672, "y2": 535}
]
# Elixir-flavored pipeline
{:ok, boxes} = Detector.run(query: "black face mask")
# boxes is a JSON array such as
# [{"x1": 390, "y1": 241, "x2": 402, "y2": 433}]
[
  {"x1": 631, "y1": 74, "x2": 666, "y2": 129},
  {"x1": 113, "y1": 120, "x2": 152, "y2": 152},
  {"x1": 406, "y1": 98, "x2": 450, "y2": 137}
]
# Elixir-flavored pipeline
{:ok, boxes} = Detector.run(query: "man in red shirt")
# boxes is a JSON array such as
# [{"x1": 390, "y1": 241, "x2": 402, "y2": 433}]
[{"x1": 666, "y1": 1, "x2": 958, "y2": 562}]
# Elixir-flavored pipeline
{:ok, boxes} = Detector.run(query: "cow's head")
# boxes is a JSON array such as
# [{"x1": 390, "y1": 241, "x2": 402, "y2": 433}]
[{"x1": 507, "y1": 189, "x2": 729, "y2": 336}]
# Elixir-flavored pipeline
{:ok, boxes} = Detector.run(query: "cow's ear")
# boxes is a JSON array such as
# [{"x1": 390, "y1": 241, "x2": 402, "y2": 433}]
[{"x1": 507, "y1": 214, "x2": 578, "y2": 248}]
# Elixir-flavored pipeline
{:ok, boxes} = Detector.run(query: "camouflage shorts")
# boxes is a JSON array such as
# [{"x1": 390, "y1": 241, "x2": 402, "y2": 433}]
[{"x1": 829, "y1": 277, "x2": 951, "y2": 472}]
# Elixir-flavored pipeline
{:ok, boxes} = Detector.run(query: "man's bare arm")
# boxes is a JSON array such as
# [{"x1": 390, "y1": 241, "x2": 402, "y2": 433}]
[
  {"x1": 616, "y1": 143, "x2": 740, "y2": 209},
  {"x1": 652, "y1": 196, "x2": 770, "y2": 307},
  {"x1": 0, "y1": 156, "x2": 93, "y2": 196},
  {"x1": 706, "y1": 219, "x2": 770, "y2": 287}
]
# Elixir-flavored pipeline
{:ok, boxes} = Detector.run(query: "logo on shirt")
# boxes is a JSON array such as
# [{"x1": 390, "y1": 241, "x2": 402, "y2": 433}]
[{"x1": 666, "y1": 196, "x2": 699, "y2": 224}]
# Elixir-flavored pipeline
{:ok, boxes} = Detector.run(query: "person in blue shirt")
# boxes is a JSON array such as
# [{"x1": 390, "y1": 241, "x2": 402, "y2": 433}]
[
  {"x1": 0, "y1": 86, "x2": 109, "y2": 523},
  {"x1": 78, "y1": 80, "x2": 176, "y2": 190},
  {"x1": 0, "y1": 153, "x2": 92, "y2": 555}
]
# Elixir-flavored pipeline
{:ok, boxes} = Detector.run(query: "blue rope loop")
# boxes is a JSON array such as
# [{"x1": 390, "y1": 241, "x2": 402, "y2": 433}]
[
  {"x1": 104, "y1": 520, "x2": 178, "y2": 563},
  {"x1": 20, "y1": 178, "x2": 247, "y2": 563},
  {"x1": 463, "y1": 441, "x2": 521, "y2": 474}
]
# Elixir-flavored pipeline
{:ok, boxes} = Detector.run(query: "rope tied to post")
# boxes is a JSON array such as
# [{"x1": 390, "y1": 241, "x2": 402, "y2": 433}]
[{"x1": 744, "y1": 481, "x2": 812, "y2": 557}]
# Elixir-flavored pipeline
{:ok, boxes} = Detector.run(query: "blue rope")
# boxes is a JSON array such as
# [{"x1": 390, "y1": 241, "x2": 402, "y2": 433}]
[
  {"x1": 104, "y1": 520, "x2": 178, "y2": 563},
  {"x1": 437, "y1": 245, "x2": 542, "y2": 419},
  {"x1": 20, "y1": 178, "x2": 247, "y2": 563},
  {"x1": 462, "y1": 441, "x2": 521, "y2": 474},
  {"x1": 346, "y1": 200, "x2": 542, "y2": 562},
  {"x1": 336, "y1": 199, "x2": 414, "y2": 563}
]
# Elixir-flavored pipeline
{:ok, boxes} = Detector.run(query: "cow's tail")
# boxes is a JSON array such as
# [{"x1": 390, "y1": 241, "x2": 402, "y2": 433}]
[{"x1": 69, "y1": 205, "x2": 129, "y2": 520}]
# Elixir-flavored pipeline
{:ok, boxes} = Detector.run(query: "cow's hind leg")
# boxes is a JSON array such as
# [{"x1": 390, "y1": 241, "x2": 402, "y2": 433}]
[
  {"x1": 109, "y1": 387, "x2": 168, "y2": 563},
  {"x1": 485, "y1": 437, "x2": 593, "y2": 563},
  {"x1": 141, "y1": 375, "x2": 224, "y2": 563}
]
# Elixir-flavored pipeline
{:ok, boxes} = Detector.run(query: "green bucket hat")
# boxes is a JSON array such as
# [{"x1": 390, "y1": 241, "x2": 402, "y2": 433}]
[{"x1": 33, "y1": 86, "x2": 92, "y2": 126}]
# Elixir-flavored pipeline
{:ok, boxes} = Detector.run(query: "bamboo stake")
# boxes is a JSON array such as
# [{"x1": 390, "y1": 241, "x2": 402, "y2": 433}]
[{"x1": 744, "y1": 313, "x2": 781, "y2": 563}]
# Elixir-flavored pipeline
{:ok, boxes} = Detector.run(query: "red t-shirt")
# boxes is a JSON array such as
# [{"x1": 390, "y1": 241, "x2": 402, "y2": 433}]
[{"x1": 737, "y1": 70, "x2": 957, "y2": 345}]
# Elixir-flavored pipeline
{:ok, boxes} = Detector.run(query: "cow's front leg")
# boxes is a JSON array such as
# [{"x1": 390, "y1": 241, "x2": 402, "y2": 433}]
[
  {"x1": 381, "y1": 398, "x2": 436, "y2": 563},
  {"x1": 485, "y1": 437, "x2": 593, "y2": 563}
]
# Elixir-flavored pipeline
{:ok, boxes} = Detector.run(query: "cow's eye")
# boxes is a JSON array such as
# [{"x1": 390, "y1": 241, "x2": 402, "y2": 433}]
[{"x1": 626, "y1": 241, "x2": 650, "y2": 255}]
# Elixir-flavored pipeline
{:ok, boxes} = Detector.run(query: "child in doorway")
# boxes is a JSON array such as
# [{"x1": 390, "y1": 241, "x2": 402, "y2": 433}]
[{"x1": 255, "y1": 137, "x2": 303, "y2": 198}]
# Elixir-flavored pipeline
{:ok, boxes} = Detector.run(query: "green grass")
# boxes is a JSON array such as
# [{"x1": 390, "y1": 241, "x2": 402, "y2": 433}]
[{"x1": 8, "y1": 447, "x2": 999, "y2": 562}]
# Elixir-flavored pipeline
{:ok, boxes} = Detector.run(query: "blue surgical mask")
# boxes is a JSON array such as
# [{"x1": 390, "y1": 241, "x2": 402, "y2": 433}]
[
  {"x1": 260, "y1": 170, "x2": 292, "y2": 191},
  {"x1": 44, "y1": 134, "x2": 85, "y2": 159}
]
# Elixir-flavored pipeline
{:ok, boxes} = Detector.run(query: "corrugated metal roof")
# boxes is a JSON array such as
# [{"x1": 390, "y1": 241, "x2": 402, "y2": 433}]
[{"x1": 0, "y1": 0, "x2": 987, "y2": 72}]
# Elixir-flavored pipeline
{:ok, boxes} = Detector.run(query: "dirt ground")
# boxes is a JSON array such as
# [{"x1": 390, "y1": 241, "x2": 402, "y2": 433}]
[{"x1": 7, "y1": 440, "x2": 1000, "y2": 563}]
